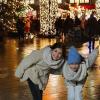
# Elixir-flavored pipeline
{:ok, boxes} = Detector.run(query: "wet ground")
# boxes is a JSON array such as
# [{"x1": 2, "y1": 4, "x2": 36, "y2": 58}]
[{"x1": 0, "y1": 37, "x2": 100, "y2": 100}]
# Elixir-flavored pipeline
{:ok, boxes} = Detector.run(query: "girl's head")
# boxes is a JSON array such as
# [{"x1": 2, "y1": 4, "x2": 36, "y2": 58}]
[
  {"x1": 67, "y1": 46, "x2": 83, "y2": 72},
  {"x1": 50, "y1": 42, "x2": 65, "y2": 61}
]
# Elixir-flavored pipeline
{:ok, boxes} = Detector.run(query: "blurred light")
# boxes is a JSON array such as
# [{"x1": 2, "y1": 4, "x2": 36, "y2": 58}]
[
  {"x1": 80, "y1": 0, "x2": 84, "y2": 3},
  {"x1": 85, "y1": 0, "x2": 89, "y2": 3},
  {"x1": 24, "y1": 0, "x2": 34, "y2": 5},
  {"x1": 57, "y1": 0, "x2": 62, "y2": 3},
  {"x1": 70, "y1": 0, "x2": 89, "y2": 3},
  {"x1": 30, "y1": 0, "x2": 34, "y2": 4},
  {"x1": 40, "y1": 0, "x2": 58, "y2": 35},
  {"x1": 0, "y1": 0, "x2": 6, "y2": 3},
  {"x1": 96, "y1": 0, "x2": 100, "y2": 18}
]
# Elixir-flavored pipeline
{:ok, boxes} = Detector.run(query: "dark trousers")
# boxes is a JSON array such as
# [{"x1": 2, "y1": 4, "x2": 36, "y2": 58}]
[
  {"x1": 88, "y1": 37, "x2": 95, "y2": 53},
  {"x1": 27, "y1": 79, "x2": 43, "y2": 100}
]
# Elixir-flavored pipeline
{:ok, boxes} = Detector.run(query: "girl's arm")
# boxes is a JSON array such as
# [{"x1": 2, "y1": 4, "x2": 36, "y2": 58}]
[
  {"x1": 86, "y1": 46, "x2": 99, "y2": 68},
  {"x1": 15, "y1": 50, "x2": 42, "y2": 78}
]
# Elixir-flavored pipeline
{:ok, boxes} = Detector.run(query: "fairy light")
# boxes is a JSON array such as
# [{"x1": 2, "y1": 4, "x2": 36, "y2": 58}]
[
  {"x1": 57, "y1": 0, "x2": 62, "y2": 3},
  {"x1": 40, "y1": 0, "x2": 58, "y2": 35},
  {"x1": 0, "y1": 0, "x2": 35, "y2": 32},
  {"x1": 96, "y1": 0, "x2": 100, "y2": 19}
]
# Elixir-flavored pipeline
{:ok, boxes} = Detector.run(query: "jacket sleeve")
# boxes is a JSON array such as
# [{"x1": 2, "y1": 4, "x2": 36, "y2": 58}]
[
  {"x1": 15, "y1": 50, "x2": 42, "y2": 78},
  {"x1": 62, "y1": 62, "x2": 68, "y2": 79},
  {"x1": 85, "y1": 48, "x2": 99, "y2": 68}
]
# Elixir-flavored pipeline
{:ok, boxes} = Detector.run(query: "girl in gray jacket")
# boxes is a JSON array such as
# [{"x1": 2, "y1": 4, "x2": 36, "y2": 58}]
[
  {"x1": 63, "y1": 46, "x2": 99, "y2": 100},
  {"x1": 15, "y1": 42, "x2": 65, "y2": 100}
]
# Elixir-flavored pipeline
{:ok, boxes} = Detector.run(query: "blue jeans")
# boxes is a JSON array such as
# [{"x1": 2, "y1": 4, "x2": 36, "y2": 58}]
[
  {"x1": 27, "y1": 78, "x2": 43, "y2": 100},
  {"x1": 67, "y1": 85, "x2": 83, "y2": 100}
]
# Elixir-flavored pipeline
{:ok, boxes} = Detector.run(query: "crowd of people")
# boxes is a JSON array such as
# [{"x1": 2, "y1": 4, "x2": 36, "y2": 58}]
[
  {"x1": 16, "y1": 11, "x2": 100, "y2": 43},
  {"x1": 55, "y1": 11, "x2": 100, "y2": 41}
]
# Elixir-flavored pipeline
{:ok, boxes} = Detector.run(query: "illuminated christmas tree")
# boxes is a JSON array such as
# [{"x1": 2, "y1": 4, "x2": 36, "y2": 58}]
[
  {"x1": 96, "y1": 0, "x2": 100, "y2": 18},
  {"x1": 40, "y1": 0, "x2": 58, "y2": 35},
  {"x1": 0, "y1": 0, "x2": 23, "y2": 32}
]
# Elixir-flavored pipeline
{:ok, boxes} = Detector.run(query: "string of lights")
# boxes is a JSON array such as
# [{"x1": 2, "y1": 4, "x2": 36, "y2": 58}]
[
  {"x1": 0, "y1": 0, "x2": 35, "y2": 32},
  {"x1": 40, "y1": 0, "x2": 58, "y2": 35},
  {"x1": 96, "y1": 0, "x2": 100, "y2": 19}
]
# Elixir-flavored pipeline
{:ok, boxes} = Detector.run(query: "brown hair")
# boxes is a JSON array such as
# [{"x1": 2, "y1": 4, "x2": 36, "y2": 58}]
[{"x1": 50, "y1": 42, "x2": 66, "y2": 58}]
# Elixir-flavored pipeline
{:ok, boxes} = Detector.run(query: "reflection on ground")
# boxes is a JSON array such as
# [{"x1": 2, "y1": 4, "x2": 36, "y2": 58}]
[{"x1": 0, "y1": 37, "x2": 100, "y2": 100}]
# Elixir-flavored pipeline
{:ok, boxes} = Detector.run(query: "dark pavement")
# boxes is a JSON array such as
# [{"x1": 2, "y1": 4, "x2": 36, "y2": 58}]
[{"x1": 0, "y1": 37, "x2": 100, "y2": 100}]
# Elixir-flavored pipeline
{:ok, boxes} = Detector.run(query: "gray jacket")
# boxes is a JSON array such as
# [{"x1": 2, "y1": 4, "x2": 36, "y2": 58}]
[
  {"x1": 63, "y1": 48, "x2": 99, "y2": 86},
  {"x1": 15, "y1": 46, "x2": 64, "y2": 90}
]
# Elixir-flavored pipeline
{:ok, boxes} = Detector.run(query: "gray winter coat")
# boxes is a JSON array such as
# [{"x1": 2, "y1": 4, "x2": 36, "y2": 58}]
[
  {"x1": 63, "y1": 48, "x2": 99, "y2": 87},
  {"x1": 15, "y1": 46, "x2": 64, "y2": 90}
]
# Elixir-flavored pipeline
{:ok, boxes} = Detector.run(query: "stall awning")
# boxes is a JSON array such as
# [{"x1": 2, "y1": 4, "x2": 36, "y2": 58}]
[{"x1": 80, "y1": 4, "x2": 95, "y2": 9}]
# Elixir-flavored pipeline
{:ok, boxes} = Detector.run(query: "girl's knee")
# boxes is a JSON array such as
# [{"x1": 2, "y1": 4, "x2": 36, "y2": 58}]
[
  {"x1": 75, "y1": 86, "x2": 83, "y2": 100},
  {"x1": 75, "y1": 85, "x2": 83, "y2": 93},
  {"x1": 67, "y1": 86, "x2": 75, "y2": 100},
  {"x1": 68, "y1": 95, "x2": 74, "y2": 100}
]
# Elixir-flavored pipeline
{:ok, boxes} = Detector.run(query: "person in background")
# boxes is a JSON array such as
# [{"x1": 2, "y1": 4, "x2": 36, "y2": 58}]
[
  {"x1": 88, "y1": 36, "x2": 95, "y2": 53},
  {"x1": 25, "y1": 16, "x2": 31, "y2": 38},
  {"x1": 63, "y1": 46, "x2": 99, "y2": 100},
  {"x1": 55, "y1": 16, "x2": 62, "y2": 37},
  {"x1": 86, "y1": 11, "x2": 98, "y2": 53},
  {"x1": 16, "y1": 17, "x2": 25, "y2": 40},
  {"x1": 15, "y1": 42, "x2": 65, "y2": 100}
]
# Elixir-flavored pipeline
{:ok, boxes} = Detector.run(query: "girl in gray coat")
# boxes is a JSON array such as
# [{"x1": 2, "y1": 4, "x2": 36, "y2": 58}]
[
  {"x1": 15, "y1": 42, "x2": 65, "y2": 100},
  {"x1": 63, "y1": 46, "x2": 99, "y2": 100}
]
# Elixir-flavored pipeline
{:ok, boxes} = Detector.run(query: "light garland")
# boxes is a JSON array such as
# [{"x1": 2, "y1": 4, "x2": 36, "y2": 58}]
[
  {"x1": 96, "y1": 0, "x2": 100, "y2": 19},
  {"x1": 40, "y1": 0, "x2": 58, "y2": 35}
]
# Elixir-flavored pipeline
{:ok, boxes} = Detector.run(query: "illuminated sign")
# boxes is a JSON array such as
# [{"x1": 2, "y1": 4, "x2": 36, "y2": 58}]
[{"x1": 70, "y1": 0, "x2": 89, "y2": 3}]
